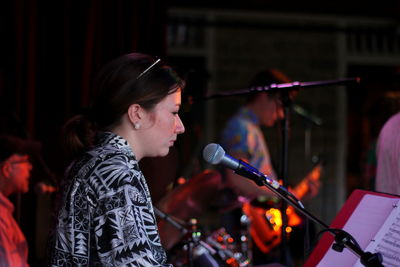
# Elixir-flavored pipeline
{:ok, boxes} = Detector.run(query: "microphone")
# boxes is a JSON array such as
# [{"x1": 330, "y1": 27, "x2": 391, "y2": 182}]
[
  {"x1": 35, "y1": 182, "x2": 57, "y2": 194},
  {"x1": 292, "y1": 104, "x2": 323, "y2": 127},
  {"x1": 202, "y1": 143, "x2": 286, "y2": 193}
]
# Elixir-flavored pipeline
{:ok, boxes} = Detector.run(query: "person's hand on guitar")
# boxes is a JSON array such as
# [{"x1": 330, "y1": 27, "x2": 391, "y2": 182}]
[
  {"x1": 290, "y1": 163, "x2": 322, "y2": 201},
  {"x1": 241, "y1": 159, "x2": 324, "y2": 254}
]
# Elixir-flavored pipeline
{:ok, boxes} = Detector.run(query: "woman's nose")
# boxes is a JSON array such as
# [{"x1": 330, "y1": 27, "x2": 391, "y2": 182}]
[{"x1": 176, "y1": 115, "x2": 185, "y2": 134}]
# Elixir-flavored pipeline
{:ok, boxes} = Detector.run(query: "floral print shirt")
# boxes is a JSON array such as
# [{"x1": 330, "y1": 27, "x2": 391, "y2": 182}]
[{"x1": 221, "y1": 107, "x2": 276, "y2": 179}]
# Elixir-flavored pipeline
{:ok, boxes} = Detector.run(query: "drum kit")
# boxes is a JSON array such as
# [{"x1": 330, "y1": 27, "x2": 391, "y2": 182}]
[
  {"x1": 154, "y1": 156, "x2": 325, "y2": 266},
  {"x1": 155, "y1": 170, "x2": 251, "y2": 267}
]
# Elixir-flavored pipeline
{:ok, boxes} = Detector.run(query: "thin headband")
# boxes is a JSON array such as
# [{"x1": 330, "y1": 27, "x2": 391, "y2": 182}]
[{"x1": 136, "y1": 58, "x2": 161, "y2": 80}]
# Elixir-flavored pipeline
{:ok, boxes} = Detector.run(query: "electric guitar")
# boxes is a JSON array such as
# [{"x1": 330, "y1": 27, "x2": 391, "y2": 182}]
[{"x1": 242, "y1": 160, "x2": 323, "y2": 253}]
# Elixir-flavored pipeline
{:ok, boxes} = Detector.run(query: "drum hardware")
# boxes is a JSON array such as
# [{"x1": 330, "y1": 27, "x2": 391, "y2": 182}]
[
  {"x1": 155, "y1": 207, "x2": 220, "y2": 267},
  {"x1": 155, "y1": 170, "x2": 252, "y2": 266},
  {"x1": 206, "y1": 228, "x2": 251, "y2": 267},
  {"x1": 240, "y1": 213, "x2": 252, "y2": 262},
  {"x1": 155, "y1": 207, "x2": 250, "y2": 267}
]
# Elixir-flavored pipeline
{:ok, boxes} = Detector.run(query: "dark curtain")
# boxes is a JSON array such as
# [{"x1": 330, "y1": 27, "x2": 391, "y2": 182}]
[{"x1": 2, "y1": 0, "x2": 168, "y2": 265}]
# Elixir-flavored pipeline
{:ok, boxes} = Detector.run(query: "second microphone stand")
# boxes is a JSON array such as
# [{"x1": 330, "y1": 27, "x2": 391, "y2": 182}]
[
  {"x1": 200, "y1": 77, "x2": 360, "y2": 265},
  {"x1": 278, "y1": 88, "x2": 291, "y2": 265}
]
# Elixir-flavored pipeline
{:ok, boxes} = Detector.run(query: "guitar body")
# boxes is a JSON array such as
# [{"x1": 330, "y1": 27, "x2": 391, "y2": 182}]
[
  {"x1": 243, "y1": 202, "x2": 281, "y2": 254},
  {"x1": 242, "y1": 202, "x2": 302, "y2": 253},
  {"x1": 242, "y1": 162, "x2": 322, "y2": 253}
]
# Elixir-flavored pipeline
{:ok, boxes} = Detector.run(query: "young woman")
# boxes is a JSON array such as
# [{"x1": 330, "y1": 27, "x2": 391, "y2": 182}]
[{"x1": 48, "y1": 53, "x2": 185, "y2": 266}]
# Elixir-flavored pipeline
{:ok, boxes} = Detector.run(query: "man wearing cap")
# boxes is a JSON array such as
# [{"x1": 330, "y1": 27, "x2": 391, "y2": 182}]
[{"x1": 0, "y1": 135, "x2": 33, "y2": 266}]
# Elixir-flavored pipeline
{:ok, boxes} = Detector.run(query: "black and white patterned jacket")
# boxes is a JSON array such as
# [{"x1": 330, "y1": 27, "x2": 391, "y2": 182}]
[{"x1": 49, "y1": 132, "x2": 171, "y2": 266}]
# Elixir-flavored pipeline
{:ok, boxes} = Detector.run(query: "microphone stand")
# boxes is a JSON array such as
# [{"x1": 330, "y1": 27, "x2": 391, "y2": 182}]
[
  {"x1": 291, "y1": 104, "x2": 323, "y2": 158},
  {"x1": 199, "y1": 76, "x2": 362, "y2": 265},
  {"x1": 154, "y1": 207, "x2": 189, "y2": 236},
  {"x1": 279, "y1": 88, "x2": 291, "y2": 266},
  {"x1": 200, "y1": 76, "x2": 359, "y2": 266},
  {"x1": 233, "y1": 165, "x2": 384, "y2": 267},
  {"x1": 154, "y1": 207, "x2": 193, "y2": 267},
  {"x1": 199, "y1": 77, "x2": 360, "y2": 101}
]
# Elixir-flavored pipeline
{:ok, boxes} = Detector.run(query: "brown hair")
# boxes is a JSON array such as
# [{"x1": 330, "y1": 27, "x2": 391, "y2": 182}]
[
  {"x1": 63, "y1": 53, "x2": 184, "y2": 159},
  {"x1": 247, "y1": 69, "x2": 291, "y2": 103}
]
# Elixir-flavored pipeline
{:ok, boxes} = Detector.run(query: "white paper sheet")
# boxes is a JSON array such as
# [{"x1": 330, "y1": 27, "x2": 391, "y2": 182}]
[
  {"x1": 317, "y1": 195, "x2": 399, "y2": 267},
  {"x1": 353, "y1": 202, "x2": 400, "y2": 267}
]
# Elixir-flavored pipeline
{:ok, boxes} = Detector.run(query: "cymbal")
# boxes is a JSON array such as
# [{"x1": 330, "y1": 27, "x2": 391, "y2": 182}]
[
  {"x1": 156, "y1": 169, "x2": 223, "y2": 250},
  {"x1": 157, "y1": 169, "x2": 223, "y2": 220}
]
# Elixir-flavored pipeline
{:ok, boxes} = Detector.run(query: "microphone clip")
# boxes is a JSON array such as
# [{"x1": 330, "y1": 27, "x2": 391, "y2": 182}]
[{"x1": 234, "y1": 159, "x2": 265, "y2": 186}]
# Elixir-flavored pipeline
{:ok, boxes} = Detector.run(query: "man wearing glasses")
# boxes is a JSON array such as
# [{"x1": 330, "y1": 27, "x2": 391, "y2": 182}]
[{"x1": 0, "y1": 135, "x2": 34, "y2": 266}]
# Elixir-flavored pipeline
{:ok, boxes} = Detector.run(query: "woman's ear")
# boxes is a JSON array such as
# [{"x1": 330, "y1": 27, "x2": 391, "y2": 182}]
[{"x1": 127, "y1": 104, "x2": 141, "y2": 125}]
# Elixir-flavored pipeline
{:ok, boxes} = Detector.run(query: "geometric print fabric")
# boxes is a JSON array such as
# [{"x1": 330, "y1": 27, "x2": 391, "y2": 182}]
[{"x1": 48, "y1": 132, "x2": 171, "y2": 266}]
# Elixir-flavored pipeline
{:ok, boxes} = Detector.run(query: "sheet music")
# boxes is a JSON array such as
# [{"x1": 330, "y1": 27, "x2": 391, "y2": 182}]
[
  {"x1": 317, "y1": 195, "x2": 399, "y2": 267},
  {"x1": 353, "y1": 201, "x2": 400, "y2": 267}
]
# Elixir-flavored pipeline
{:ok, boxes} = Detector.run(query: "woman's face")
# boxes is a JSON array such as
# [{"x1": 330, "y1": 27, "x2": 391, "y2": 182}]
[{"x1": 140, "y1": 89, "x2": 185, "y2": 158}]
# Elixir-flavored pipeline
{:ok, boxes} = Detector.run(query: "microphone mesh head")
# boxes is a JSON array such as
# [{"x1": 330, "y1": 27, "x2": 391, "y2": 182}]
[{"x1": 203, "y1": 143, "x2": 225, "y2": 164}]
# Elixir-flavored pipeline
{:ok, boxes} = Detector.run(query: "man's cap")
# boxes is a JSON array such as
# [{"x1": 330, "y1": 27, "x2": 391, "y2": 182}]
[{"x1": 0, "y1": 135, "x2": 41, "y2": 163}]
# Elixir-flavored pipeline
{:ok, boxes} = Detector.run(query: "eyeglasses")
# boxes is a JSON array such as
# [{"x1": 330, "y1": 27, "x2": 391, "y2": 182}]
[
  {"x1": 10, "y1": 159, "x2": 31, "y2": 165},
  {"x1": 136, "y1": 58, "x2": 161, "y2": 80},
  {"x1": 0, "y1": 158, "x2": 31, "y2": 167}
]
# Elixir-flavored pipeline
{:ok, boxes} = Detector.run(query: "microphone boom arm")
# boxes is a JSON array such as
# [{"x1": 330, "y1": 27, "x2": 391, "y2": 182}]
[{"x1": 201, "y1": 77, "x2": 360, "y2": 101}]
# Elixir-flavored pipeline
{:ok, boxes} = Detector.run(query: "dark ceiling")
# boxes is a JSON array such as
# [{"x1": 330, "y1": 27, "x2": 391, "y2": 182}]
[{"x1": 169, "y1": 0, "x2": 400, "y2": 19}]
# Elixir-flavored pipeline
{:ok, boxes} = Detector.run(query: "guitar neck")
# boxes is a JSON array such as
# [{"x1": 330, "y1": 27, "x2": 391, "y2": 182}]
[{"x1": 291, "y1": 163, "x2": 322, "y2": 200}]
